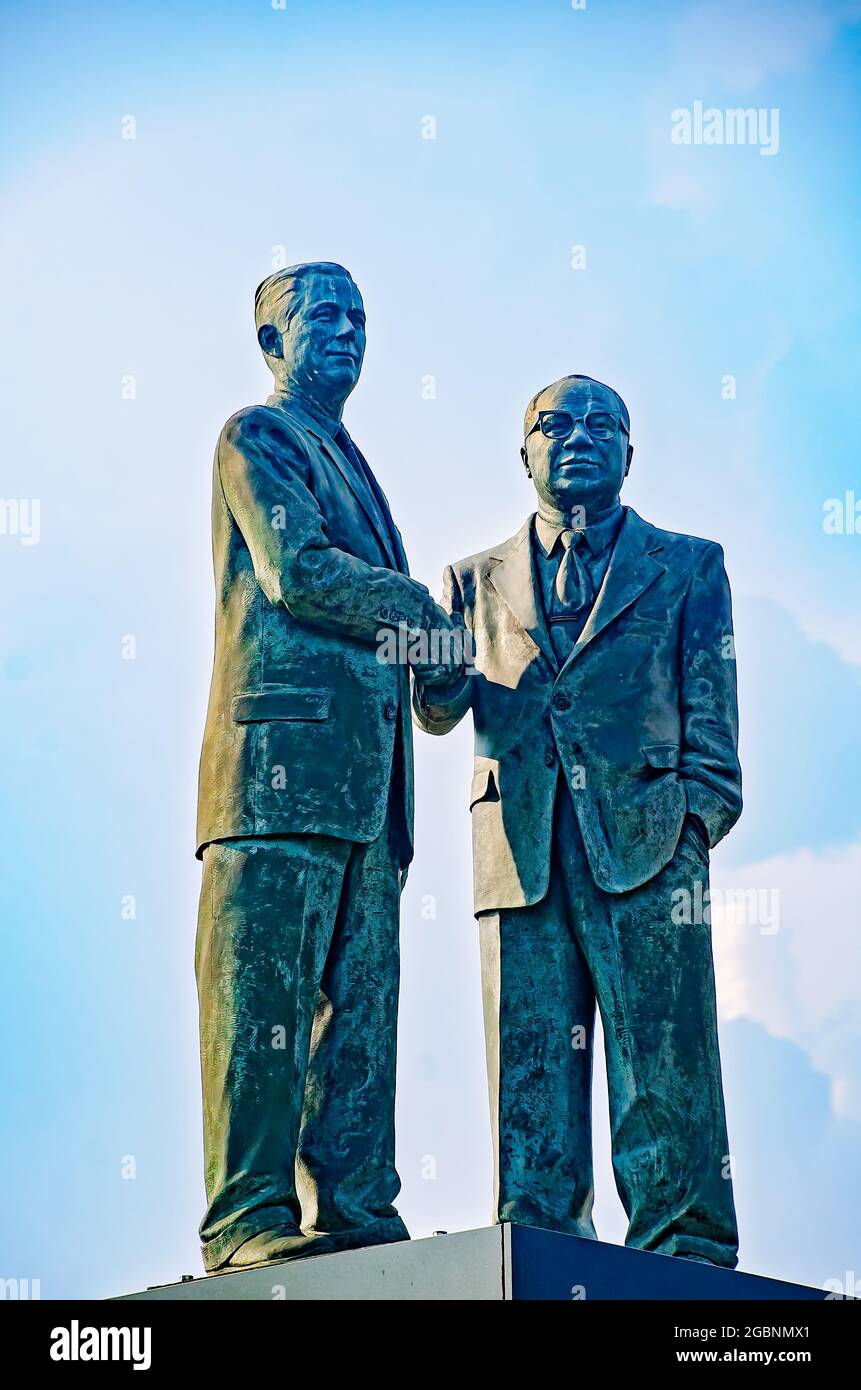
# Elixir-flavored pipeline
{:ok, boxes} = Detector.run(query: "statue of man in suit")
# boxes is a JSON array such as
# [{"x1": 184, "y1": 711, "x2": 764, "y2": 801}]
[
  {"x1": 414, "y1": 375, "x2": 742, "y2": 1266},
  {"x1": 195, "y1": 262, "x2": 460, "y2": 1271}
]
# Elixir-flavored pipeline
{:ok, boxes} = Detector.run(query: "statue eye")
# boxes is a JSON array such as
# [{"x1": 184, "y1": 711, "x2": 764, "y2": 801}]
[
  {"x1": 585, "y1": 413, "x2": 616, "y2": 438},
  {"x1": 539, "y1": 412, "x2": 574, "y2": 439}
]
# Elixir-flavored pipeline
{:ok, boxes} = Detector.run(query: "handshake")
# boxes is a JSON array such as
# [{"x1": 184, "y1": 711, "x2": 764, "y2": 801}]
[
  {"x1": 409, "y1": 599, "x2": 472, "y2": 693},
  {"x1": 376, "y1": 586, "x2": 473, "y2": 694}
]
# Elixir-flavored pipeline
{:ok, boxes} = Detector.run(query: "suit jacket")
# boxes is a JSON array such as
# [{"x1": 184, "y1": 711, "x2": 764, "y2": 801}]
[
  {"x1": 414, "y1": 507, "x2": 742, "y2": 910},
  {"x1": 196, "y1": 391, "x2": 436, "y2": 860}
]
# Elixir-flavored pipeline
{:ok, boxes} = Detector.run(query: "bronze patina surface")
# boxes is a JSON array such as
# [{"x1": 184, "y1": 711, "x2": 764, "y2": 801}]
[
  {"x1": 195, "y1": 264, "x2": 458, "y2": 1271},
  {"x1": 414, "y1": 375, "x2": 742, "y2": 1266}
]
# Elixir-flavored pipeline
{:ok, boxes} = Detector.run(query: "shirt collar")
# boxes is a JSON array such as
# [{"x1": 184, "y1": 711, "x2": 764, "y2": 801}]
[{"x1": 534, "y1": 502, "x2": 625, "y2": 559}]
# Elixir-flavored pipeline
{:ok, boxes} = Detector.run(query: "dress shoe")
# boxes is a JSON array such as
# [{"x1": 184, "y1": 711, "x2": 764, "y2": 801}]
[{"x1": 220, "y1": 1224, "x2": 334, "y2": 1270}]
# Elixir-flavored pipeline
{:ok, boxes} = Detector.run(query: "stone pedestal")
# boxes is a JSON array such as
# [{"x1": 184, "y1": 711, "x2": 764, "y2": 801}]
[{"x1": 114, "y1": 1225, "x2": 830, "y2": 1301}]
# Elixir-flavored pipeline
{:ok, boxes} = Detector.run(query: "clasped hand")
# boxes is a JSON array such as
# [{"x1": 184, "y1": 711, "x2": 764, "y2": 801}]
[{"x1": 409, "y1": 604, "x2": 468, "y2": 689}]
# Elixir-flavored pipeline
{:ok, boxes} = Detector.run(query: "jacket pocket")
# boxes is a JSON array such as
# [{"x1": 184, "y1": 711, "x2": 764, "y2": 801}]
[
  {"x1": 469, "y1": 766, "x2": 500, "y2": 810},
  {"x1": 231, "y1": 687, "x2": 332, "y2": 723},
  {"x1": 642, "y1": 742, "x2": 680, "y2": 770},
  {"x1": 681, "y1": 813, "x2": 710, "y2": 855}
]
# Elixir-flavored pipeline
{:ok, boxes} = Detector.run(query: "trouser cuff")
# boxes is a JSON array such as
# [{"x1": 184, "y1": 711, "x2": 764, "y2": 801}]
[{"x1": 200, "y1": 1203, "x2": 298, "y2": 1271}]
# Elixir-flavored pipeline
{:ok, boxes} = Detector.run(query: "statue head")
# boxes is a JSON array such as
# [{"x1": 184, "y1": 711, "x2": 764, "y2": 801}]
[
  {"x1": 254, "y1": 262, "x2": 366, "y2": 417},
  {"x1": 521, "y1": 375, "x2": 633, "y2": 518}
]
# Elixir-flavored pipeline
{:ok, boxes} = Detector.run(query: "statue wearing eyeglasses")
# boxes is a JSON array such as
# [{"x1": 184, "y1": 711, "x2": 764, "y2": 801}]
[{"x1": 414, "y1": 374, "x2": 743, "y2": 1267}]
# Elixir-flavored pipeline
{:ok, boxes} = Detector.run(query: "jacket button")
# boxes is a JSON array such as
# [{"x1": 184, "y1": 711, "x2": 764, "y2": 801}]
[
  {"x1": 384, "y1": 701, "x2": 398, "y2": 721},
  {"x1": 552, "y1": 691, "x2": 571, "y2": 712},
  {"x1": 545, "y1": 750, "x2": 556, "y2": 767}
]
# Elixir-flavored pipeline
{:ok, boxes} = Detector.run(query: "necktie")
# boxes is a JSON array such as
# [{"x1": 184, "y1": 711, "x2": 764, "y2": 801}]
[{"x1": 554, "y1": 529, "x2": 593, "y2": 612}]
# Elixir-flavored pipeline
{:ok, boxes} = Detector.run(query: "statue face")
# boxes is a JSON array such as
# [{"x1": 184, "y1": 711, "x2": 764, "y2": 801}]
[
  {"x1": 521, "y1": 379, "x2": 632, "y2": 517},
  {"x1": 278, "y1": 272, "x2": 366, "y2": 404}
]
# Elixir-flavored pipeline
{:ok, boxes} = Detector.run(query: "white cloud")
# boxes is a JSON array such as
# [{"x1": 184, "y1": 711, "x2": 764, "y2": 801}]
[
  {"x1": 793, "y1": 604, "x2": 861, "y2": 670},
  {"x1": 712, "y1": 838, "x2": 861, "y2": 1118}
]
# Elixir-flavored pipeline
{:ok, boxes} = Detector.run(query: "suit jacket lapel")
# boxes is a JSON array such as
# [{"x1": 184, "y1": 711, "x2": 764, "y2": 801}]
[
  {"x1": 488, "y1": 518, "x2": 557, "y2": 673},
  {"x1": 559, "y1": 507, "x2": 666, "y2": 674},
  {"x1": 314, "y1": 430, "x2": 400, "y2": 570},
  {"x1": 267, "y1": 394, "x2": 400, "y2": 570},
  {"x1": 346, "y1": 435, "x2": 410, "y2": 575}
]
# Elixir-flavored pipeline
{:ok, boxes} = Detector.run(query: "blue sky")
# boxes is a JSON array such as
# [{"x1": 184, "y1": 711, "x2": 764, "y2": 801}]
[{"x1": 1, "y1": 0, "x2": 859, "y2": 1297}]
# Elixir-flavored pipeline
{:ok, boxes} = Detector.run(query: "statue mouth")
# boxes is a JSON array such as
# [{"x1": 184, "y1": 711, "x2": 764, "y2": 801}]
[{"x1": 558, "y1": 458, "x2": 600, "y2": 472}]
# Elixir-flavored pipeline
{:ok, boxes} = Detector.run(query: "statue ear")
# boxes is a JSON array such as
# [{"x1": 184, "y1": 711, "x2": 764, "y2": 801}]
[
  {"x1": 257, "y1": 323, "x2": 283, "y2": 359},
  {"x1": 520, "y1": 445, "x2": 532, "y2": 479},
  {"x1": 624, "y1": 443, "x2": 634, "y2": 477}
]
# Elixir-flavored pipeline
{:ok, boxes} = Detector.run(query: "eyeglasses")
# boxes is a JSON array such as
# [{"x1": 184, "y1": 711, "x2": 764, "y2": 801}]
[{"x1": 525, "y1": 409, "x2": 630, "y2": 442}]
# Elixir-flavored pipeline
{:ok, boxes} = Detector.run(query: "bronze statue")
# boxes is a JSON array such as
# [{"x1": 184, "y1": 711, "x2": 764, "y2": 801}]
[
  {"x1": 415, "y1": 375, "x2": 742, "y2": 1266},
  {"x1": 194, "y1": 263, "x2": 457, "y2": 1271}
]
